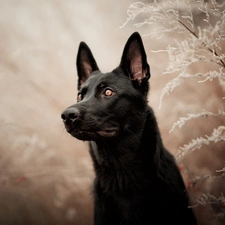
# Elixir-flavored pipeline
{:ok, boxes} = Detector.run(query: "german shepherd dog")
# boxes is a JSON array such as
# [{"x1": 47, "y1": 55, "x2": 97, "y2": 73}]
[{"x1": 61, "y1": 32, "x2": 197, "y2": 225}]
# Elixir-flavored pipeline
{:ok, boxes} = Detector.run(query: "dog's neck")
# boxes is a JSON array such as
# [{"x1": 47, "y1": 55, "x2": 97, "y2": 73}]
[
  {"x1": 88, "y1": 107, "x2": 164, "y2": 192},
  {"x1": 90, "y1": 136, "x2": 144, "y2": 167}
]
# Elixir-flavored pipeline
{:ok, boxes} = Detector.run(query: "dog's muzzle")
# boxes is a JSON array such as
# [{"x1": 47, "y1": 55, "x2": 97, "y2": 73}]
[{"x1": 61, "y1": 107, "x2": 118, "y2": 140}]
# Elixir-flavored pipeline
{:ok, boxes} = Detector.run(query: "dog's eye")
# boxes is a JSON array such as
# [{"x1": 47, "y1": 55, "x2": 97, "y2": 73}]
[
  {"x1": 104, "y1": 89, "x2": 114, "y2": 97},
  {"x1": 77, "y1": 93, "x2": 82, "y2": 102}
]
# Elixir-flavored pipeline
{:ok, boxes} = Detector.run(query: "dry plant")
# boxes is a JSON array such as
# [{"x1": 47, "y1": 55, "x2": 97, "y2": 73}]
[{"x1": 122, "y1": 0, "x2": 225, "y2": 224}]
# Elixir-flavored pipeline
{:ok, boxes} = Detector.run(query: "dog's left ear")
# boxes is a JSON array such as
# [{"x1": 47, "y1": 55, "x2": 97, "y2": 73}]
[{"x1": 119, "y1": 32, "x2": 150, "y2": 94}]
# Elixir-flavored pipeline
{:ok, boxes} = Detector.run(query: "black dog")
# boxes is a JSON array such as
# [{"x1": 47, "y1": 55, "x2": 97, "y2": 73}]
[{"x1": 61, "y1": 32, "x2": 197, "y2": 225}]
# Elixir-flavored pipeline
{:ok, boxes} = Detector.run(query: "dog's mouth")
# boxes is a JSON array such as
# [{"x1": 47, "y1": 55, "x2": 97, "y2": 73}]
[
  {"x1": 96, "y1": 129, "x2": 118, "y2": 138},
  {"x1": 70, "y1": 128, "x2": 118, "y2": 140}
]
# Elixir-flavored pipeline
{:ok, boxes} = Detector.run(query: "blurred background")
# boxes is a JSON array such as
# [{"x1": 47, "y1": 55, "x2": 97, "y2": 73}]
[{"x1": 0, "y1": 0, "x2": 225, "y2": 224}]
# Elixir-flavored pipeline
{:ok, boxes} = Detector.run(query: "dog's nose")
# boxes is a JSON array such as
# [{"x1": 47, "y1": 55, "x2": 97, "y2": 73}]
[{"x1": 61, "y1": 107, "x2": 79, "y2": 123}]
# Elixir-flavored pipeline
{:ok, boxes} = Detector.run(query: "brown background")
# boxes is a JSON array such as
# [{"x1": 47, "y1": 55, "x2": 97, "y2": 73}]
[{"x1": 0, "y1": 1, "x2": 224, "y2": 224}]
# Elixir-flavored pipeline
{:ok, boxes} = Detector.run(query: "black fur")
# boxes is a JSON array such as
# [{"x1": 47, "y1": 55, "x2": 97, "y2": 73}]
[{"x1": 61, "y1": 32, "x2": 197, "y2": 225}]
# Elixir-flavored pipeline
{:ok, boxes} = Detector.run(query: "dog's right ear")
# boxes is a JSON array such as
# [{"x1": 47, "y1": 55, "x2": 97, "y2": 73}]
[
  {"x1": 119, "y1": 32, "x2": 150, "y2": 95},
  {"x1": 76, "y1": 42, "x2": 99, "y2": 90}
]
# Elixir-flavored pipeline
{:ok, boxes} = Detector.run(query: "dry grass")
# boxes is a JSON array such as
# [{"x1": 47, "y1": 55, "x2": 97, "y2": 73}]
[{"x1": 1, "y1": 0, "x2": 225, "y2": 224}]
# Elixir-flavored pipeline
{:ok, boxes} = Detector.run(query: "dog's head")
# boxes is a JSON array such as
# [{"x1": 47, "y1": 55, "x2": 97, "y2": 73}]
[{"x1": 61, "y1": 32, "x2": 151, "y2": 141}]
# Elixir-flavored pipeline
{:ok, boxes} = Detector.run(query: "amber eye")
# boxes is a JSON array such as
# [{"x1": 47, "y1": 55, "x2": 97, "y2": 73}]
[
  {"x1": 77, "y1": 93, "x2": 82, "y2": 102},
  {"x1": 104, "y1": 89, "x2": 114, "y2": 97}
]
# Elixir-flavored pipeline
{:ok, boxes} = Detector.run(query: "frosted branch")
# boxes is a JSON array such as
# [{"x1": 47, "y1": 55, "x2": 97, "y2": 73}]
[
  {"x1": 198, "y1": 67, "x2": 225, "y2": 83},
  {"x1": 216, "y1": 166, "x2": 225, "y2": 173},
  {"x1": 159, "y1": 68, "x2": 225, "y2": 108},
  {"x1": 188, "y1": 173, "x2": 225, "y2": 189},
  {"x1": 176, "y1": 126, "x2": 225, "y2": 160},
  {"x1": 170, "y1": 110, "x2": 225, "y2": 133},
  {"x1": 193, "y1": 193, "x2": 225, "y2": 207},
  {"x1": 120, "y1": 2, "x2": 149, "y2": 28},
  {"x1": 159, "y1": 71, "x2": 199, "y2": 109}
]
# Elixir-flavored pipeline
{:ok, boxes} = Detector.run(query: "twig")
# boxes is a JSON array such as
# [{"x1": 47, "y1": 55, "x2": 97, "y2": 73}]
[{"x1": 178, "y1": 19, "x2": 225, "y2": 68}]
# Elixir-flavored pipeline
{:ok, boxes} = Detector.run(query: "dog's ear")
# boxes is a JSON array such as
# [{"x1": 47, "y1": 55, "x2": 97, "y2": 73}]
[
  {"x1": 119, "y1": 32, "x2": 150, "y2": 94},
  {"x1": 76, "y1": 42, "x2": 99, "y2": 90}
]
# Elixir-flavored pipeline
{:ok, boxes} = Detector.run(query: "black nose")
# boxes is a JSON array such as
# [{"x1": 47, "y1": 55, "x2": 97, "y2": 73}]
[{"x1": 61, "y1": 107, "x2": 79, "y2": 123}]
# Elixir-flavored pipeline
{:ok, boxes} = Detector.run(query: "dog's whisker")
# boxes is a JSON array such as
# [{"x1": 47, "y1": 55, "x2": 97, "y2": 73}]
[{"x1": 125, "y1": 128, "x2": 141, "y2": 145}]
